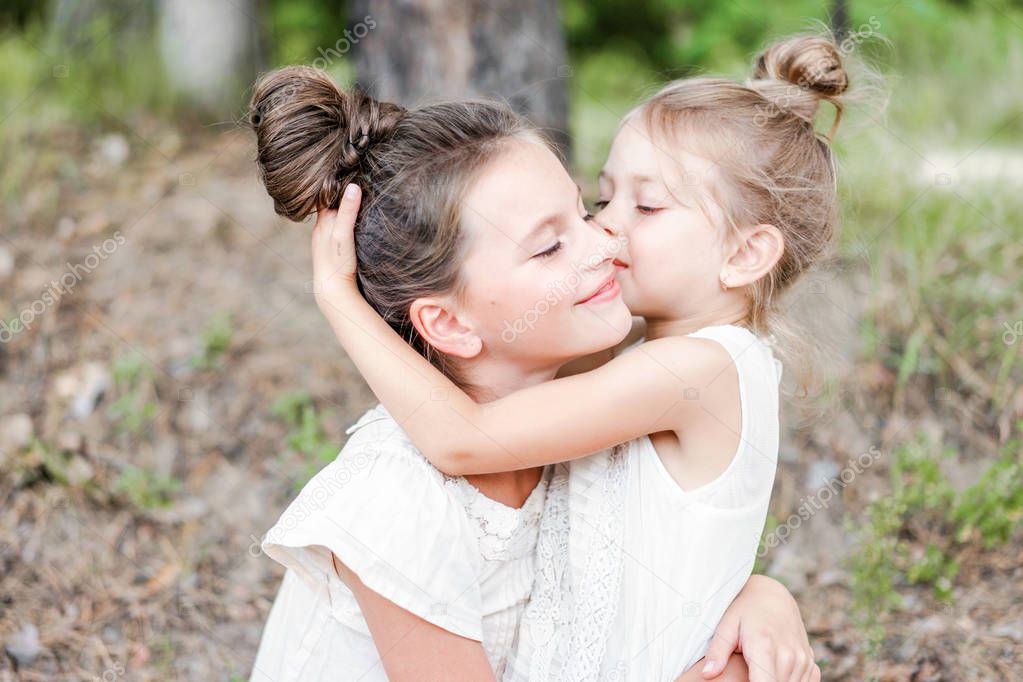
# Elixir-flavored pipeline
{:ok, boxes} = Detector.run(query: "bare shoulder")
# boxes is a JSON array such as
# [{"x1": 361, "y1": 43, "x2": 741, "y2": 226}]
[{"x1": 620, "y1": 335, "x2": 735, "y2": 385}]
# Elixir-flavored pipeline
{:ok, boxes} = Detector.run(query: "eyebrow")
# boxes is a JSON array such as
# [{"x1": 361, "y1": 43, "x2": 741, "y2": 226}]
[{"x1": 521, "y1": 185, "x2": 583, "y2": 245}]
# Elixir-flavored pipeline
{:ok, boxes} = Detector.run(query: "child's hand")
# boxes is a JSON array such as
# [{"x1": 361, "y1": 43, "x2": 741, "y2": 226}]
[
  {"x1": 702, "y1": 575, "x2": 819, "y2": 682},
  {"x1": 311, "y1": 183, "x2": 362, "y2": 319}
]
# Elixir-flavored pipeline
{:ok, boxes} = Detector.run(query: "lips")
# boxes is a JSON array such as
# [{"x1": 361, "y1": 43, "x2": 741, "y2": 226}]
[
  {"x1": 575, "y1": 273, "x2": 620, "y2": 305},
  {"x1": 612, "y1": 258, "x2": 629, "y2": 269}
]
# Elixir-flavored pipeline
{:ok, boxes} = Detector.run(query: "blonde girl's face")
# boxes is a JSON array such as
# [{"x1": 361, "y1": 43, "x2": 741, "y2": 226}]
[
  {"x1": 595, "y1": 120, "x2": 731, "y2": 320},
  {"x1": 457, "y1": 137, "x2": 632, "y2": 367}
]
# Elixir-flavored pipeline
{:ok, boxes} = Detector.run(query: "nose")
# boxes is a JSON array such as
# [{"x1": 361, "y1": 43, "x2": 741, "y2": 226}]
[
  {"x1": 579, "y1": 217, "x2": 621, "y2": 273},
  {"x1": 591, "y1": 213, "x2": 619, "y2": 237}
]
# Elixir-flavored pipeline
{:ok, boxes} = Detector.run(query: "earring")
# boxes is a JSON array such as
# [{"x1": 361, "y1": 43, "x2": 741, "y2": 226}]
[{"x1": 719, "y1": 275, "x2": 729, "y2": 291}]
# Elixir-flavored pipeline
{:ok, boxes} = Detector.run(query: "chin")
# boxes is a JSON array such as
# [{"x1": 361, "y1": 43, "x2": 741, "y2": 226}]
[{"x1": 595, "y1": 306, "x2": 634, "y2": 343}]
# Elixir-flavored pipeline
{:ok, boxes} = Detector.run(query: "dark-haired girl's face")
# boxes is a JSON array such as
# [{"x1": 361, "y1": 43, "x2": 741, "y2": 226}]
[{"x1": 455, "y1": 138, "x2": 632, "y2": 369}]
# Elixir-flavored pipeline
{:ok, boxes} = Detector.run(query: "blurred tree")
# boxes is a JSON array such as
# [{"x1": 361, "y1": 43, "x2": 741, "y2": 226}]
[
  {"x1": 45, "y1": 0, "x2": 266, "y2": 119},
  {"x1": 348, "y1": 0, "x2": 571, "y2": 154},
  {"x1": 158, "y1": 0, "x2": 268, "y2": 118},
  {"x1": 2, "y1": 0, "x2": 43, "y2": 27},
  {"x1": 48, "y1": 0, "x2": 153, "y2": 54}
]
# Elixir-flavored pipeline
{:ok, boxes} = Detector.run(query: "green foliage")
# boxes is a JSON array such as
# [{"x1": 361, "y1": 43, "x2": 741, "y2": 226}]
[
  {"x1": 888, "y1": 435, "x2": 956, "y2": 512},
  {"x1": 115, "y1": 465, "x2": 180, "y2": 511},
  {"x1": 107, "y1": 351, "x2": 158, "y2": 436},
  {"x1": 267, "y1": 0, "x2": 345, "y2": 65},
  {"x1": 905, "y1": 543, "x2": 958, "y2": 602},
  {"x1": 952, "y1": 435, "x2": 1023, "y2": 546},
  {"x1": 563, "y1": 0, "x2": 837, "y2": 75},
  {"x1": 271, "y1": 391, "x2": 339, "y2": 488},
  {"x1": 851, "y1": 427, "x2": 1023, "y2": 649},
  {"x1": 849, "y1": 492, "x2": 903, "y2": 652},
  {"x1": 0, "y1": 15, "x2": 175, "y2": 130},
  {"x1": 34, "y1": 436, "x2": 70, "y2": 486},
  {"x1": 192, "y1": 313, "x2": 234, "y2": 371}
]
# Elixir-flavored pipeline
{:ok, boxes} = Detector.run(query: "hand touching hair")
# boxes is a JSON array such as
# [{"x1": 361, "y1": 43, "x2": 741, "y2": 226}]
[{"x1": 247, "y1": 66, "x2": 540, "y2": 390}]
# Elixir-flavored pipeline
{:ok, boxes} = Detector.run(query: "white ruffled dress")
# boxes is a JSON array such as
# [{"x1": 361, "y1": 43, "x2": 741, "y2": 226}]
[{"x1": 250, "y1": 404, "x2": 551, "y2": 682}]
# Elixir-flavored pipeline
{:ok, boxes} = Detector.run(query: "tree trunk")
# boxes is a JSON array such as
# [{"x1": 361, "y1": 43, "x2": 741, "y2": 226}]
[
  {"x1": 349, "y1": 0, "x2": 571, "y2": 156},
  {"x1": 157, "y1": 0, "x2": 267, "y2": 119}
]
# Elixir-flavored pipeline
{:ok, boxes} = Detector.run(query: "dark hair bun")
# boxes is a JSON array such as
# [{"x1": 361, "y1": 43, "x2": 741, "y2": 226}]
[{"x1": 248, "y1": 66, "x2": 406, "y2": 221}]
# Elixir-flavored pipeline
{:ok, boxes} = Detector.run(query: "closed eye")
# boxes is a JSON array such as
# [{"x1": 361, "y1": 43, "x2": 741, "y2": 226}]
[
  {"x1": 533, "y1": 241, "x2": 563, "y2": 259},
  {"x1": 637, "y1": 205, "x2": 662, "y2": 215},
  {"x1": 594, "y1": 200, "x2": 609, "y2": 210}
]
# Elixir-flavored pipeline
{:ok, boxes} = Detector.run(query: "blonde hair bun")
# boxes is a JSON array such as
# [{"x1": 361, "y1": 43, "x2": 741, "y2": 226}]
[{"x1": 749, "y1": 35, "x2": 849, "y2": 127}]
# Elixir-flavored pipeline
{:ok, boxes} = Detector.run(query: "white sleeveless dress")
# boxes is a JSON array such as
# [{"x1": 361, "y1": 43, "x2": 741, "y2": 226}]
[
  {"x1": 505, "y1": 324, "x2": 782, "y2": 682},
  {"x1": 250, "y1": 403, "x2": 552, "y2": 681}
]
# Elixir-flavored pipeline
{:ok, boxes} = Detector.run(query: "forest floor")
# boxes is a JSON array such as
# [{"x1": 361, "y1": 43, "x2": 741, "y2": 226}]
[{"x1": 1, "y1": 121, "x2": 1021, "y2": 681}]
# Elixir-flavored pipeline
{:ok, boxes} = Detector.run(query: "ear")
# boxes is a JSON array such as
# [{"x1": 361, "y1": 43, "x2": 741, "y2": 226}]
[
  {"x1": 408, "y1": 297, "x2": 483, "y2": 360},
  {"x1": 720, "y1": 224, "x2": 784, "y2": 289}
]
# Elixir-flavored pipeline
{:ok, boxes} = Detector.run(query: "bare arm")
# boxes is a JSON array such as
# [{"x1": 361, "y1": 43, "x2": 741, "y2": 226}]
[
  {"x1": 324, "y1": 293, "x2": 729, "y2": 475},
  {"x1": 332, "y1": 554, "x2": 496, "y2": 681}
]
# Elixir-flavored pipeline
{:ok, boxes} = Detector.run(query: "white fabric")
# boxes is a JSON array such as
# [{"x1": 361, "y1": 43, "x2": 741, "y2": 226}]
[
  {"x1": 250, "y1": 404, "x2": 551, "y2": 682},
  {"x1": 507, "y1": 324, "x2": 782, "y2": 682}
]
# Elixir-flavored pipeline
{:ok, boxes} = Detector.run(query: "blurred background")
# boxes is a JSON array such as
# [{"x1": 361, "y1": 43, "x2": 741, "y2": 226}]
[{"x1": 1, "y1": 0, "x2": 1021, "y2": 680}]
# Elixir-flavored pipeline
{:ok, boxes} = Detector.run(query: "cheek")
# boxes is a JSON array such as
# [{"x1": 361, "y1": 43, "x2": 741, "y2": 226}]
[
  {"x1": 629, "y1": 222, "x2": 684, "y2": 281},
  {"x1": 473, "y1": 270, "x2": 572, "y2": 342}
]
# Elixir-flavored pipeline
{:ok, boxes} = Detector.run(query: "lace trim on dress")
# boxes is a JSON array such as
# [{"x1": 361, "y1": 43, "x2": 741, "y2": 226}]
[
  {"x1": 514, "y1": 464, "x2": 572, "y2": 681},
  {"x1": 444, "y1": 472, "x2": 550, "y2": 561},
  {"x1": 561, "y1": 444, "x2": 628, "y2": 680},
  {"x1": 520, "y1": 445, "x2": 629, "y2": 681}
]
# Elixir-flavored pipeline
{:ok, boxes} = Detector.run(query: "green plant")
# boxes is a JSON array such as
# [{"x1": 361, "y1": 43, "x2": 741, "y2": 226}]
[
  {"x1": 271, "y1": 391, "x2": 339, "y2": 488},
  {"x1": 849, "y1": 492, "x2": 903, "y2": 653},
  {"x1": 114, "y1": 465, "x2": 180, "y2": 511},
  {"x1": 107, "y1": 350, "x2": 158, "y2": 435},
  {"x1": 34, "y1": 436, "x2": 69, "y2": 485},
  {"x1": 952, "y1": 433, "x2": 1023, "y2": 547},
  {"x1": 192, "y1": 313, "x2": 234, "y2": 370},
  {"x1": 850, "y1": 426, "x2": 1023, "y2": 650}
]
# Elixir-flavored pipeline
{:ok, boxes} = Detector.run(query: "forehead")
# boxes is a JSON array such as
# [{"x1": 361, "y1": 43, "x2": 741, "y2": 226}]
[
  {"x1": 605, "y1": 121, "x2": 720, "y2": 199},
  {"x1": 460, "y1": 137, "x2": 577, "y2": 251}
]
